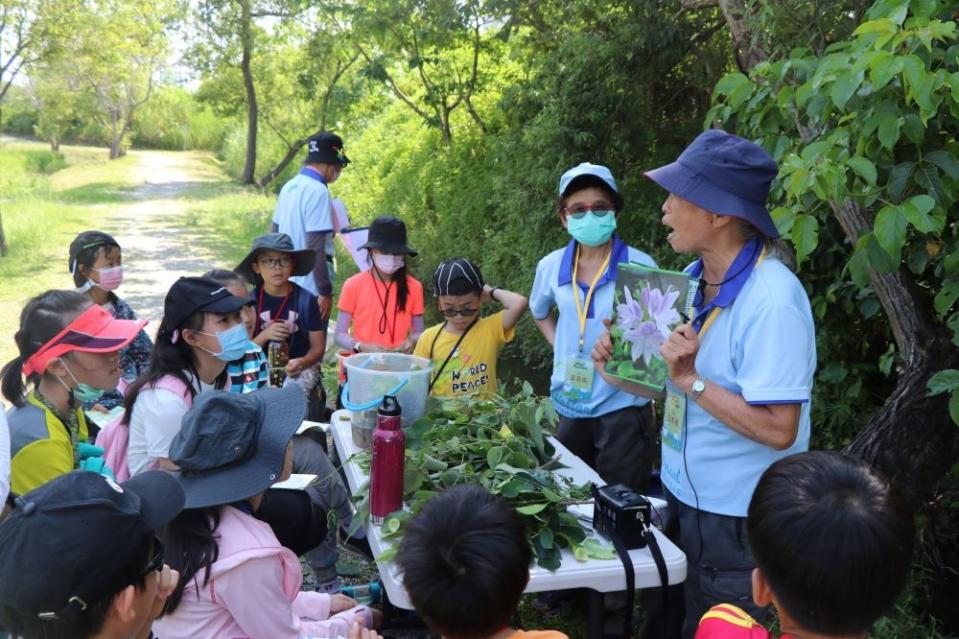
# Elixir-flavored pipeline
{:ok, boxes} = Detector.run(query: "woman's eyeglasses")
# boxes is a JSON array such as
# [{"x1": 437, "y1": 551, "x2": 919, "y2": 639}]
[
  {"x1": 440, "y1": 308, "x2": 478, "y2": 317},
  {"x1": 563, "y1": 205, "x2": 614, "y2": 219},
  {"x1": 258, "y1": 256, "x2": 293, "y2": 269}
]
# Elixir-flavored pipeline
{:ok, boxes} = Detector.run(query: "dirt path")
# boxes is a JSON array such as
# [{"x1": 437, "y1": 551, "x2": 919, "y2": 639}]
[{"x1": 95, "y1": 150, "x2": 232, "y2": 333}]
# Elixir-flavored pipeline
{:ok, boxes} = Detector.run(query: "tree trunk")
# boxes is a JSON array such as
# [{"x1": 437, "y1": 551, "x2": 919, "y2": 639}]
[
  {"x1": 257, "y1": 135, "x2": 310, "y2": 189},
  {"x1": 0, "y1": 213, "x2": 8, "y2": 257},
  {"x1": 681, "y1": 0, "x2": 768, "y2": 72},
  {"x1": 239, "y1": 0, "x2": 257, "y2": 185},
  {"x1": 829, "y1": 201, "x2": 959, "y2": 506},
  {"x1": 109, "y1": 108, "x2": 122, "y2": 159}
]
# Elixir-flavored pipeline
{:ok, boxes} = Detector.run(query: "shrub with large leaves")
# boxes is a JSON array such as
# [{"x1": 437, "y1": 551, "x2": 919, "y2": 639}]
[{"x1": 707, "y1": 0, "x2": 959, "y2": 424}]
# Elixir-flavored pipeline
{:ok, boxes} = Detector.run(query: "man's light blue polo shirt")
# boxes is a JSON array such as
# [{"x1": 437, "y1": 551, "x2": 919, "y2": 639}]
[
  {"x1": 530, "y1": 236, "x2": 656, "y2": 419},
  {"x1": 660, "y1": 238, "x2": 817, "y2": 517},
  {"x1": 272, "y1": 168, "x2": 333, "y2": 297}
]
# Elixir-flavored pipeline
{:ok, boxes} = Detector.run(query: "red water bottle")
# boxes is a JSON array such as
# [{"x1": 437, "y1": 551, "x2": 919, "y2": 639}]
[{"x1": 370, "y1": 395, "x2": 404, "y2": 524}]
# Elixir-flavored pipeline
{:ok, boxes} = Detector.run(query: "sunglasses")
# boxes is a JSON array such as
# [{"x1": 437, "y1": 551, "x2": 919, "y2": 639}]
[
  {"x1": 440, "y1": 308, "x2": 479, "y2": 317},
  {"x1": 140, "y1": 535, "x2": 165, "y2": 578}
]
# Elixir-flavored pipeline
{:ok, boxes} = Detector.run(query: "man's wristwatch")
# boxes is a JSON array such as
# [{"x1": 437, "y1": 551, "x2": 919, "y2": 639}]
[
  {"x1": 690, "y1": 375, "x2": 707, "y2": 400},
  {"x1": 353, "y1": 342, "x2": 362, "y2": 354}
]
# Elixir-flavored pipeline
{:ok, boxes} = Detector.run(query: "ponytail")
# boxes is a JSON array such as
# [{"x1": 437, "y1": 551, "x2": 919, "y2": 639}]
[
  {"x1": 1, "y1": 291, "x2": 90, "y2": 406},
  {"x1": 0, "y1": 354, "x2": 28, "y2": 408},
  {"x1": 739, "y1": 221, "x2": 797, "y2": 272},
  {"x1": 394, "y1": 265, "x2": 410, "y2": 312}
]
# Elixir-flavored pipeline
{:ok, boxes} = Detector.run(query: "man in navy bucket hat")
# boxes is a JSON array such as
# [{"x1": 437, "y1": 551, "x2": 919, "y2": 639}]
[
  {"x1": 645, "y1": 129, "x2": 780, "y2": 238},
  {"x1": 591, "y1": 129, "x2": 817, "y2": 639}
]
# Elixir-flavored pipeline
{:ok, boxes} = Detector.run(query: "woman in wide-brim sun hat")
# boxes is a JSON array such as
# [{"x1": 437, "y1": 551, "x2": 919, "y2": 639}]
[{"x1": 593, "y1": 129, "x2": 817, "y2": 639}]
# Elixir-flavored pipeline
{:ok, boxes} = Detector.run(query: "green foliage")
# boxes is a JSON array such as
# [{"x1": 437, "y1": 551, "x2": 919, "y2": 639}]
[
  {"x1": 707, "y1": 0, "x2": 959, "y2": 430},
  {"x1": 351, "y1": 387, "x2": 615, "y2": 571},
  {"x1": 323, "y1": 0, "x2": 731, "y2": 371},
  {"x1": 132, "y1": 86, "x2": 230, "y2": 151}
]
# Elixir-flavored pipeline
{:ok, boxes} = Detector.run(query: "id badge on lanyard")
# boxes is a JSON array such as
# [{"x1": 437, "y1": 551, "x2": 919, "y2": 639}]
[
  {"x1": 563, "y1": 246, "x2": 611, "y2": 404},
  {"x1": 563, "y1": 357, "x2": 595, "y2": 402},
  {"x1": 662, "y1": 388, "x2": 686, "y2": 451},
  {"x1": 662, "y1": 304, "x2": 723, "y2": 451}
]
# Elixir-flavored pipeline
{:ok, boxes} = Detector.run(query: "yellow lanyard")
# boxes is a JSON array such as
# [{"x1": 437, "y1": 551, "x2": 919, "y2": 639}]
[
  {"x1": 698, "y1": 247, "x2": 767, "y2": 338},
  {"x1": 571, "y1": 244, "x2": 612, "y2": 351}
]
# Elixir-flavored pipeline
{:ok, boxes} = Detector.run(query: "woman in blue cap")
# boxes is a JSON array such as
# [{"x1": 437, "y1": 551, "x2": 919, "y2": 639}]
[
  {"x1": 529, "y1": 163, "x2": 660, "y2": 628},
  {"x1": 530, "y1": 163, "x2": 659, "y2": 494},
  {"x1": 593, "y1": 130, "x2": 816, "y2": 639}
]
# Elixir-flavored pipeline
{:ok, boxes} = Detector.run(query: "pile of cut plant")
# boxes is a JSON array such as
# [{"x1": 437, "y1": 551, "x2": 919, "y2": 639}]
[{"x1": 350, "y1": 383, "x2": 615, "y2": 570}]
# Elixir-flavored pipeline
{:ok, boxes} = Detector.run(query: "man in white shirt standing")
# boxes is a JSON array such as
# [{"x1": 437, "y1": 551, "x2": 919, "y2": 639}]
[{"x1": 272, "y1": 131, "x2": 350, "y2": 321}]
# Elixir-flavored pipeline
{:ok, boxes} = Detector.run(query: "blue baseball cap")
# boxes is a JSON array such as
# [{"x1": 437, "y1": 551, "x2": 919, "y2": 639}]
[
  {"x1": 558, "y1": 163, "x2": 623, "y2": 209},
  {"x1": 644, "y1": 129, "x2": 780, "y2": 238}
]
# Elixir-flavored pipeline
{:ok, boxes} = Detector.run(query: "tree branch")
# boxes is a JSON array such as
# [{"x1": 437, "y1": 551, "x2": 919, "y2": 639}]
[{"x1": 352, "y1": 42, "x2": 432, "y2": 122}]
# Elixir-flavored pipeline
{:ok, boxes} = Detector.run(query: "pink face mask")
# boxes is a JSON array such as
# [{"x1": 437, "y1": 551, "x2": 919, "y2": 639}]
[{"x1": 94, "y1": 266, "x2": 123, "y2": 291}]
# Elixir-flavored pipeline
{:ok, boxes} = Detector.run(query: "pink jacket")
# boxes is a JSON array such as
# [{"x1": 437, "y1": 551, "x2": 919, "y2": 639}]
[{"x1": 152, "y1": 506, "x2": 370, "y2": 639}]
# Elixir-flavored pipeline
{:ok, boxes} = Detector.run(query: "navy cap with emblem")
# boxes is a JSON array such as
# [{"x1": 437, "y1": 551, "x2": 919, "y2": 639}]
[
  {"x1": 305, "y1": 131, "x2": 350, "y2": 166},
  {"x1": 0, "y1": 471, "x2": 184, "y2": 618}
]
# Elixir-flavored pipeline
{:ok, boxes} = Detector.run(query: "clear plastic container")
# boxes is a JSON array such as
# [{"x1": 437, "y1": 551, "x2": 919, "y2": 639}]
[{"x1": 342, "y1": 353, "x2": 432, "y2": 448}]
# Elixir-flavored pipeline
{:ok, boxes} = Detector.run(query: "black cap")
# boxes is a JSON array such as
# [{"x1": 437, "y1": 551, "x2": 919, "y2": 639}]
[
  {"x1": 159, "y1": 276, "x2": 251, "y2": 338},
  {"x1": 0, "y1": 471, "x2": 184, "y2": 618},
  {"x1": 305, "y1": 131, "x2": 350, "y2": 166},
  {"x1": 358, "y1": 216, "x2": 417, "y2": 256},
  {"x1": 433, "y1": 257, "x2": 484, "y2": 296},
  {"x1": 170, "y1": 385, "x2": 307, "y2": 508},
  {"x1": 69, "y1": 230, "x2": 120, "y2": 274}
]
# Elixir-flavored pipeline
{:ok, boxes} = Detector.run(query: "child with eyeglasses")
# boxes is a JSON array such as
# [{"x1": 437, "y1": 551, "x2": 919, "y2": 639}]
[
  {"x1": 235, "y1": 233, "x2": 328, "y2": 393},
  {"x1": 414, "y1": 258, "x2": 527, "y2": 397}
]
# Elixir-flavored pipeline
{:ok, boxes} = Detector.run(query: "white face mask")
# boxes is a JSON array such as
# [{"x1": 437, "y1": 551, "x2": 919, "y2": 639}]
[{"x1": 373, "y1": 253, "x2": 405, "y2": 275}]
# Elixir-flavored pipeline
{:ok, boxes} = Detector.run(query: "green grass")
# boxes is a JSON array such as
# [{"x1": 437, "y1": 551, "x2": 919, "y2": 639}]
[
  {"x1": 0, "y1": 140, "x2": 268, "y2": 368},
  {"x1": 183, "y1": 188, "x2": 275, "y2": 266}
]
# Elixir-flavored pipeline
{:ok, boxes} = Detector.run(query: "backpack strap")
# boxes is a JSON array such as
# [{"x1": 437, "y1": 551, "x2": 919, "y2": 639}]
[{"x1": 149, "y1": 375, "x2": 194, "y2": 407}]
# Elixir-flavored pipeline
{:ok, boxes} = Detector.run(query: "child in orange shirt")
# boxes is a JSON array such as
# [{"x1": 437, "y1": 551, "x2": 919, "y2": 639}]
[
  {"x1": 334, "y1": 216, "x2": 425, "y2": 355},
  {"x1": 397, "y1": 484, "x2": 568, "y2": 639}
]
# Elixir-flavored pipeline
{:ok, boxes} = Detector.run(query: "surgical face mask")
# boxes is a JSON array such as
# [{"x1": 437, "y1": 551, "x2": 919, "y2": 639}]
[
  {"x1": 94, "y1": 266, "x2": 123, "y2": 291},
  {"x1": 373, "y1": 254, "x2": 405, "y2": 275},
  {"x1": 566, "y1": 212, "x2": 617, "y2": 247},
  {"x1": 77, "y1": 266, "x2": 123, "y2": 293},
  {"x1": 56, "y1": 360, "x2": 107, "y2": 403},
  {"x1": 193, "y1": 323, "x2": 251, "y2": 362}
]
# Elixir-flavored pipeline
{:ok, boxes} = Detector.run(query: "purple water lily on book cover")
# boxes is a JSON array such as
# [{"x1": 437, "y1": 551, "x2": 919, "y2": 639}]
[{"x1": 615, "y1": 283, "x2": 681, "y2": 365}]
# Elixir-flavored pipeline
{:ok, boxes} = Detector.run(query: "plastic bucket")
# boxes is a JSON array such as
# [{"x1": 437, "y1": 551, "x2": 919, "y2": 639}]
[{"x1": 342, "y1": 353, "x2": 432, "y2": 448}]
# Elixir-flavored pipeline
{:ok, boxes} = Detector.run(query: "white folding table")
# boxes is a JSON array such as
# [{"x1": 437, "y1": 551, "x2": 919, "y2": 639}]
[{"x1": 330, "y1": 409, "x2": 686, "y2": 637}]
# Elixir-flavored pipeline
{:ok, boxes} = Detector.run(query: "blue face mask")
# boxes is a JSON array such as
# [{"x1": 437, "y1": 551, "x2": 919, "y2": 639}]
[
  {"x1": 195, "y1": 323, "x2": 252, "y2": 362},
  {"x1": 566, "y1": 212, "x2": 617, "y2": 246},
  {"x1": 57, "y1": 361, "x2": 107, "y2": 403}
]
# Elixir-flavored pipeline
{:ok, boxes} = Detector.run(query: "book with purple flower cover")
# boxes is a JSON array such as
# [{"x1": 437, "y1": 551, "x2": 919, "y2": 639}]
[{"x1": 607, "y1": 262, "x2": 698, "y2": 391}]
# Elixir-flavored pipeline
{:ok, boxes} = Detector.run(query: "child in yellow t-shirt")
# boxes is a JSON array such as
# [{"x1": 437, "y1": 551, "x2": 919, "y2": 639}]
[{"x1": 414, "y1": 258, "x2": 527, "y2": 397}]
